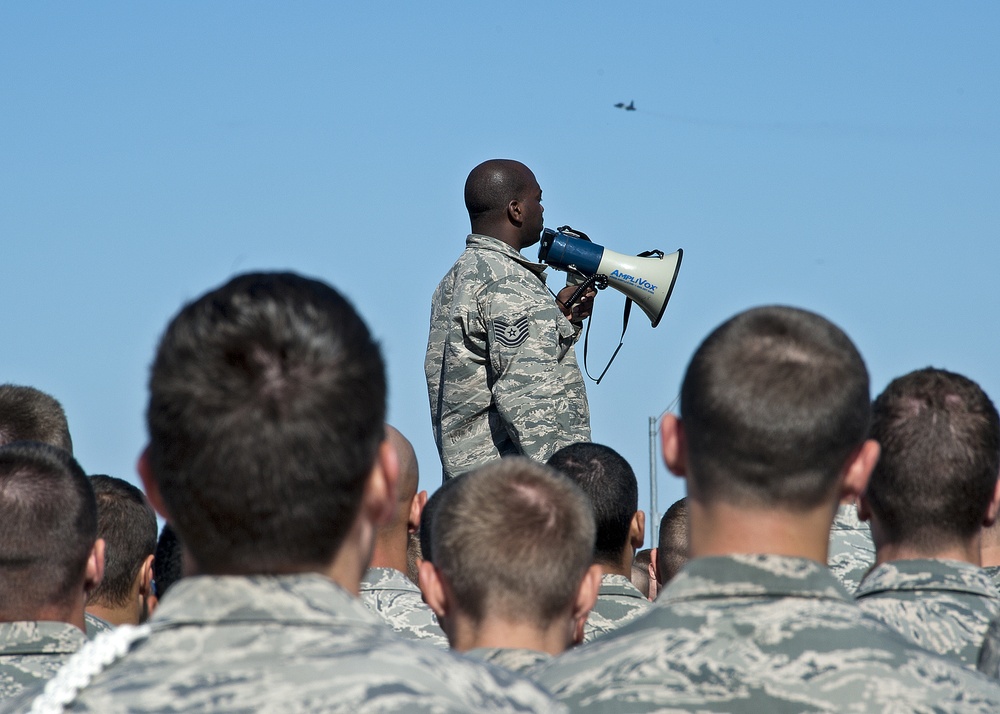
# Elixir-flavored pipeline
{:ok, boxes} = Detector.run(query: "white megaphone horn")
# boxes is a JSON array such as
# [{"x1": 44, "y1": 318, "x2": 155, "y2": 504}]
[{"x1": 538, "y1": 227, "x2": 683, "y2": 328}]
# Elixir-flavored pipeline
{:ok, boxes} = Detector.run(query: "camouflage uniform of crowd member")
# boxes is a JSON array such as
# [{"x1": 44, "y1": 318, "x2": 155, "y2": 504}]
[
  {"x1": 426, "y1": 159, "x2": 593, "y2": 481},
  {"x1": 547, "y1": 443, "x2": 650, "y2": 642},
  {"x1": 855, "y1": 368, "x2": 1000, "y2": 668},
  {"x1": 538, "y1": 306, "x2": 1000, "y2": 711},
  {"x1": 977, "y1": 617, "x2": 1000, "y2": 678},
  {"x1": 10, "y1": 273, "x2": 561, "y2": 713},
  {"x1": 83, "y1": 613, "x2": 113, "y2": 639},
  {"x1": 465, "y1": 647, "x2": 551, "y2": 675},
  {"x1": 856, "y1": 559, "x2": 1000, "y2": 666},
  {"x1": 827, "y1": 501, "x2": 875, "y2": 591},
  {"x1": 0, "y1": 622, "x2": 86, "y2": 700},
  {"x1": 582, "y1": 575, "x2": 650, "y2": 641},
  {"x1": 985, "y1": 566, "x2": 1000, "y2": 590},
  {"x1": 359, "y1": 567, "x2": 447, "y2": 647}
]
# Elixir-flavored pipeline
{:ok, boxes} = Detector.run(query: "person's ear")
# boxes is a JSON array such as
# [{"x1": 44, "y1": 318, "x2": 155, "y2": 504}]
[
  {"x1": 417, "y1": 560, "x2": 449, "y2": 619},
  {"x1": 571, "y1": 565, "x2": 602, "y2": 646},
  {"x1": 630, "y1": 511, "x2": 645, "y2": 551},
  {"x1": 983, "y1": 476, "x2": 1000, "y2": 528},
  {"x1": 85, "y1": 538, "x2": 106, "y2": 598},
  {"x1": 661, "y1": 414, "x2": 687, "y2": 478},
  {"x1": 507, "y1": 198, "x2": 523, "y2": 225},
  {"x1": 647, "y1": 548, "x2": 659, "y2": 600},
  {"x1": 840, "y1": 439, "x2": 880, "y2": 503},
  {"x1": 138, "y1": 554, "x2": 155, "y2": 597},
  {"x1": 137, "y1": 447, "x2": 170, "y2": 520},
  {"x1": 363, "y1": 438, "x2": 399, "y2": 527},
  {"x1": 408, "y1": 490, "x2": 428, "y2": 534}
]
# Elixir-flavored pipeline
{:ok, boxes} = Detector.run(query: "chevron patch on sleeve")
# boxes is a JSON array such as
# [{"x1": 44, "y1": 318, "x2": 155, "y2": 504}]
[{"x1": 492, "y1": 317, "x2": 530, "y2": 348}]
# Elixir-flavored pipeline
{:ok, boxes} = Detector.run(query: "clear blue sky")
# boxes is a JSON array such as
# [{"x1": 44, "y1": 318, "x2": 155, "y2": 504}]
[{"x1": 3, "y1": 2, "x2": 998, "y2": 546}]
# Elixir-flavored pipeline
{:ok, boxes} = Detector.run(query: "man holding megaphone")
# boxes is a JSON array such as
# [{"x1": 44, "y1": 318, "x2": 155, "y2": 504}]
[{"x1": 425, "y1": 159, "x2": 593, "y2": 481}]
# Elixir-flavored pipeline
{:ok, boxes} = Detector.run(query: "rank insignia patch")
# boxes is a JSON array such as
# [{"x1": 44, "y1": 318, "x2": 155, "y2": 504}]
[{"x1": 493, "y1": 317, "x2": 530, "y2": 348}]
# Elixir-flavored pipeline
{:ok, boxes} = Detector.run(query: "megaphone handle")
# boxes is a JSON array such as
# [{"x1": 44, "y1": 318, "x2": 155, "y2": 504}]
[{"x1": 583, "y1": 297, "x2": 633, "y2": 385}]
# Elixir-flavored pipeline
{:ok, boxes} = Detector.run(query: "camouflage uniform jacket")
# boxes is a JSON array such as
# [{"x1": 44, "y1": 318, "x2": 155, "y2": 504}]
[
  {"x1": 827, "y1": 502, "x2": 875, "y2": 592},
  {"x1": 582, "y1": 573, "x2": 651, "y2": 642},
  {"x1": 536, "y1": 554, "x2": 1000, "y2": 712},
  {"x1": 359, "y1": 566, "x2": 447, "y2": 647},
  {"x1": 855, "y1": 558, "x2": 1000, "y2": 668},
  {"x1": 8, "y1": 574, "x2": 563, "y2": 713},
  {"x1": 83, "y1": 612, "x2": 113, "y2": 639},
  {"x1": 465, "y1": 647, "x2": 551, "y2": 675},
  {"x1": 984, "y1": 564, "x2": 1000, "y2": 591},
  {"x1": 0, "y1": 621, "x2": 86, "y2": 700},
  {"x1": 426, "y1": 234, "x2": 590, "y2": 480}
]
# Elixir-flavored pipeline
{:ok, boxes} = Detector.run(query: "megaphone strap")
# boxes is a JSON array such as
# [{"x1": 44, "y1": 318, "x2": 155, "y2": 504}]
[{"x1": 582, "y1": 296, "x2": 633, "y2": 385}]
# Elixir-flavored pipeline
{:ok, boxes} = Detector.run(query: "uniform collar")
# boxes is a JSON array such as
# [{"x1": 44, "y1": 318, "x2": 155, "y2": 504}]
[
  {"x1": 466, "y1": 234, "x2": 548, "y2": 277},
  {"x1": 599, "y1": 573, "x2": 648, "y2": 600},
  {"x1": 0, "y1": 621, "x2": 87, "y2": 655},
  {"x1": 360, "y1": 566, "x2": 421, "y2": 594},
  {"x1": 856, "y1": 559, "x2": 999, "y2": 600}
]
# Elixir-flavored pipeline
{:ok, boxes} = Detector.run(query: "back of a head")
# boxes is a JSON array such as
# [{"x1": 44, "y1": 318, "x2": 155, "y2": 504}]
[
  {"x1": 0, "y1": 441, "x2": 96, "y2": 619},
  {"x1": 631, "y1": 549, "x2": 652, "y2": 596},
  {"x1": 419, "y1": 475, "x2": 463, "y2": 565},
  {"x1": 89, "y1": 475, "x2": 158, "y2": 609},
  {"x1": 464, "y1": 159, "x2": 530, "y2": 225},
  {"x1": 681, "y1": 306, "x2": 871, "y2": 510},
  {"x1": 0, "y1": 384, "x2": 73, "y2": 453},
  {"x1": 432, "y1": 457, "x2": 596, "y2": 627},
  {"x1": 146, "y1": 272, "x2": 386, "y2": 574},
  {"x1": 153, "y1": 523, "x2": 184, "y2": 598},
  {"x1": 656, "y1": 497, "x2": 690, "y2": 585},
  {"x1": 866, "y1": 367, "x2": 1000, "y2": 551},
  {"x1": 383, "y1": 425, "x2": 419, "y2": 535},
  {"x1": 547, "y1": 442, "x2": 637, "y2": 565}
]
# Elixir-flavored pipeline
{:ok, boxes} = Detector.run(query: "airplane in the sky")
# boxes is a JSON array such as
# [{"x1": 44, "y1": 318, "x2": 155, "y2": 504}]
[{"x1": 614, "y1": 100, "x2": 636, "y2": 111}]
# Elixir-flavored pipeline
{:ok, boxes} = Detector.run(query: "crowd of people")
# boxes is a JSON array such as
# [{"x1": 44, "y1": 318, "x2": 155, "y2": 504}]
[{"x1": 2, "y1": 160, "x2": 1000, "y2": 712}]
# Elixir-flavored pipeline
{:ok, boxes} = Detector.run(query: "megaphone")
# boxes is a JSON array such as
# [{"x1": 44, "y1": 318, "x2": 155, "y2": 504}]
[{"x1": 538, "y1": 227, "x2": 683, "y2": 328}]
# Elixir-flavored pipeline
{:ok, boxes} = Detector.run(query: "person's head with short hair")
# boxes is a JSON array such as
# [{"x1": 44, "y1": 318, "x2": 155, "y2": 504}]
[
  {"x1": 0, "y1": 441, "x2": 103, "y2": 630},
  {"x1": 630, "y1": 549, "x2": 653, "y2": 600},
  {"x1": 418, "y1": 475, "x2": 464, "y2": 567},
  {"x1": 419, "y1": 457, "x2": 600, "y2": 655},
  {"x1": 152, "y1": 523, "x2": 184, "y2": 599},
  {"x1": 369, "y1": 426, "x2": 427, "y2": 573},
  {"x1": 860, "y1": 368, "x2": 1000, "y2": 563},
  {"x1": 86, "y1": 475, "x2": 158, "y2": 626},
  {"x1": 464, "y1": 159, "x2": 544, "y2": 251},
  {"x1": 0, "y1": 384, "x2": 73, "y2": 453},
  {"x1": 547, "y1": 442, "x2": 645, "y2": 576},
  {"x1": 660, "y1": 306, "x2": 879, "y2": 562},
  {"x1": 654, "y1": 497, "x2": 690, "y2": 587},
  {"x1": 138, "y1": 272, "x2": 398, "y2": 583}
]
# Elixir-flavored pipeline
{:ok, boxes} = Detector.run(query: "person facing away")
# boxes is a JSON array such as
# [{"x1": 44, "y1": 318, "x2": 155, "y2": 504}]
[
  {"x1": 536, "y1": 305, "x2": 1000, "y2": 712},
  {"x1": 425, "y1": 159, "x2": 594, "y2": 481},
  {"x1": 0, "y1": 442, "x2": 105, "y2": 701},
  {"x1": 0, "y1": 384, "x2": 112, "y2": 640},
  {"x1": 418, "y1": 457, "x2": 601, "y2": 674},
  {"x1": 359, "y1": 425, "x2": 446, "y2": 647},
  {"x1": 11, "y1": 272, "x2": 561, "y2": 714},
  {"x1": 151, "y1": 523, "x2": 183, "y2": 601},
  {"x1": 630, "y1": 549, "x2": 654, "y2": 601},
  {"x1": 855, "y1": 367, "x2": 1000, "y2": 668},
  {"x1": 85, "y1": 475, "x2": 158, "y2": 627},
  {"x1": 547, "y1": 442, "x2": 650, "y2": 641},
  {"x1": 652, "y1": 496, "x2": 690, "y2": 590}
]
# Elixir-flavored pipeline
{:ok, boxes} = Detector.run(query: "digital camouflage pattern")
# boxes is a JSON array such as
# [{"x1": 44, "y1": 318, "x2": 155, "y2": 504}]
[
  {"x1": 7, "y1": 574, "x2": 563, "y2": 713},
  {"x1": 855, "y1": 559, "x2": 1000, "y2": 667},
  {"x1": 582, "y1": 573, "x2": 651, "y2": 642},
  {"x1": 426, "y1": 234, "x2": 590, "y2": 480},
  {"x1": 359, "y1": 566, "x2": 447, "y2": 648},
  {"x1": 976, "y1": 617, "x2": 1000, "y2": 679},
  {"x1": 984, "y1": 565, "x2": 1000, "y2": 592},
  {"x1": 464, "y1": 647, "x2": 551, "y2": 676},
  {"x1": 827, "y1": 502, "x2": 875, "y2": 592},
  {"x1": 536, "y1": 554, "x2": 1000, "y2": 712},
  {"x1": 0, "y1": 621, "x2": 86, "y2": 700},
  {"x1": 83, "y1": 612, "x2": 113, "y2": 640}
]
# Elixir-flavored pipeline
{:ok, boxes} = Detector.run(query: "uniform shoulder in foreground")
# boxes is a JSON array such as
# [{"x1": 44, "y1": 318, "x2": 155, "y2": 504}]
[
  {"x1": 7, "y1": 575, "x2": 564, "y2": 714},
  {"x1": 0, "y1": 622, "x2": 87, "y2": 701},
  {"x1": 536, "y1": 555, "x2": 1000, "y2": 713},
  {"x1": 827, "y1": 502, "x2": 875, "y2": 591}
]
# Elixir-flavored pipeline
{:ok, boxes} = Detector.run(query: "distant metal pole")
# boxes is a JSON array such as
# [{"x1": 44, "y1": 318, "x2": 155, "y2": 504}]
[{"x1": 649, "y1": 416, "x2": 659, "y2": 546}]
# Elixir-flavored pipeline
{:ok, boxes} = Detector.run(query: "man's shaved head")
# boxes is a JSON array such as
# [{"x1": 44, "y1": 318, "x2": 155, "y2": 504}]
[
  {"x1": 464, "y1": 159, "x2": 533, "y2": 222},
  {"x1": 386, "y1": 425, "x2": 418, "y2": 507}
]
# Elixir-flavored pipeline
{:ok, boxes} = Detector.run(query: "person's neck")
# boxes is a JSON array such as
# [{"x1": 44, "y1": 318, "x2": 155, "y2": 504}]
[
  {"x1": 598, "y1": 551, "x2": 634, "y2": 579},
  {"x1": 447, "y1": 613, "x2": 571, "y2": 656},
  {"x1": 86, "y1": 601, "x2": 141, "y2": 627},
  {"x1": 471, "y1": 224, "x2": 522, "y2": 252},
  {"x1": 689, "y1": 499, "x2": 835, "y2": 563},
  {"x1": 874, "y1": 540, "x2": 982, "y2": 567},
  {"x1": 368, "y1": 531, "x2": 409, "y2": 573},
  {"x1": 981, "y1": 539, "x2": 1000, "y2": 568},
  {"x1": 8, "y1": 601, "x2": 86, "y2": 633}
]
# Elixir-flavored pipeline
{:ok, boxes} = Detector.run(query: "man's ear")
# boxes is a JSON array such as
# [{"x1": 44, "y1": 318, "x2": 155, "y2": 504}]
[
  {"x1": 983, "y1": 476, "x2": 1000, "y2": 528},
  {"x1": 630, "y1": 510, "x2": 645, "y2": 551},
  {"x1": 661, "y1": 414, "x2": 687, "y2": 478},
  {"x1": 417, "y1": 560, "x2": 449, "y2": 619},
  {"x1": 840, "y1": 439, "x2": 880, "y2": 503},
  {"x1": 571, "y1": 564, "x2": 602, "y2": 646},
  {"x1": 138, "y1": 554, "x2": 155, "y2": 597},
  {"x1": 647, "y1": 548, "x2": 659, "y2": 598},
  {"x1": 506, "y1": 198, "x2": 522, "y2": 225},
  {"x1": 137, "y1": 447, "x2": 170, "y2": 520},
  {"x1": 408, "y1": 490, "x2": 428, "y2": 534},
  {"x1": 85, "y1": 538, "x2": 106, "y2": 598},
  {"x1": 363, "y1": 438, "x2": 399, "y2": 528}
]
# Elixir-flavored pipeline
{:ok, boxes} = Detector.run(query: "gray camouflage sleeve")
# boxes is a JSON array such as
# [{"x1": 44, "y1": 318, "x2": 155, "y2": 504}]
[{"x1": 480, "y1": 274, "x2": 589, "y2": 461}]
